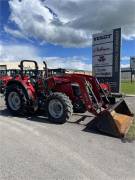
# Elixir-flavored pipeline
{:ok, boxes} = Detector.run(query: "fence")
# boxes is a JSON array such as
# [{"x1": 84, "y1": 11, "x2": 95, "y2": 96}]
[{"x1": 121, "y1": 68, "x2": 135, "y2": 83}]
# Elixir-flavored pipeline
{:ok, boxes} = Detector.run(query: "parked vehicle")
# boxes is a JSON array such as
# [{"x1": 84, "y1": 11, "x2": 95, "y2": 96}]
[{"x1": 4, "y1": 60, "x2": 134, "y2": 138}]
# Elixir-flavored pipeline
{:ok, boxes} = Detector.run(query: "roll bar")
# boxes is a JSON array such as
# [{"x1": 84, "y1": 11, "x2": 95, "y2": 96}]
[{"x1": 19, "y1": 60, "x2": 39, "y2": 77}]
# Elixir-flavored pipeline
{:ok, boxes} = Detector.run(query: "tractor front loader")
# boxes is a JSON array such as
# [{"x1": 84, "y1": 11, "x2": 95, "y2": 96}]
[{"x1": 4, "y1": 60, "x2": 134, "y2": 138}]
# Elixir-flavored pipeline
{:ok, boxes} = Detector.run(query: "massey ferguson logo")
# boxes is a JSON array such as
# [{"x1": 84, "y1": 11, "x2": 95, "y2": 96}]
[
  {"x1": 98, "y1": 55, "x2": 106, "y2": 62},
  {"x1": 94, "y1": 34, "x2": 112, "y2": 41}
]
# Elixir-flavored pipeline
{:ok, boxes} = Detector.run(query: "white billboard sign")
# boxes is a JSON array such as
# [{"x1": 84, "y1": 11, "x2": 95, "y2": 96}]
[
  {"x1": 92, "y1": 31, "x2": 113, "y2": 45},
  {"x1": 92, "y1": 30, "x2": 113, "y2": 77},
  {"x1": 92, "y1": 42, "x2": 113, "y2": 56},
  {"x1": 92, "y1": 28, "x2": 121, "y2": 92},
  {"x1": 93, "y1": 54, "x2": 113, "y2": 67},
  {"x1": 130, "y1": 57, "x2": 135, "y2": 69},
  {"x1": 93, "y1": 66, "x2": 112, "y2": 77}
]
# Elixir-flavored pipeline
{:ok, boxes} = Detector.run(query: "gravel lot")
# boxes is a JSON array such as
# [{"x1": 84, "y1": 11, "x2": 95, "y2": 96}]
[{"x1": 0, "y1": 94, "x2": 135, "y2": 180}]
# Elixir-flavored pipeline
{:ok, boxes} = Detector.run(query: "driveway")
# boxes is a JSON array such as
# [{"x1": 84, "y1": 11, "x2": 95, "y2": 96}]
[{"x1": 0, "y1": 95, "x2": 135, "y2": 180}]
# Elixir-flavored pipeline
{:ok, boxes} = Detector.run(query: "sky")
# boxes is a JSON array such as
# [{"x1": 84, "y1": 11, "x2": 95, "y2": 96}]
[{"x1": 0, "y1": 0, "x2": 135, "y2": 70}]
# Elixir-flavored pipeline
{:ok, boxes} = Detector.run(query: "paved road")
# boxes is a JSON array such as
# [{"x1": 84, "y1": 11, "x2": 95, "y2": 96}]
[{"x1": 0, "y1": 95, "x2": 135, "y2": 180}]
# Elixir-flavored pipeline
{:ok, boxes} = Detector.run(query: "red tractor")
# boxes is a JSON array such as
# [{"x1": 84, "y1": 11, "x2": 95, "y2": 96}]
[
  {"x1": 5, "y1": 60, "x2": 134, "y2": 138},
  {"x1": 0, "y1": 64, "x2": 42, "y2": 94},
  {"x1": 0, "y1": 65, "x2": 13, "y2": 93}
]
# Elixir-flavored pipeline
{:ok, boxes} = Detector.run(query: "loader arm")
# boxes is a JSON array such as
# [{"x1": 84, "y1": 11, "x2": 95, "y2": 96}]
[
  {"x1": 68, "y1": 74, "x2": 102, "y2": 115},
  {"x1": 71, "y1": 74, "x2": 109, "y2": 104},
  {"x1": 62, "y1": 74, "x2": 134, "y2": 138}
]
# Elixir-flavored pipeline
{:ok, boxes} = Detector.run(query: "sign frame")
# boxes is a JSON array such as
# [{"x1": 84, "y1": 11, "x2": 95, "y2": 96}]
[
  {"x1": 130, "y1": 57, "x2": 135, "y2": 69},
  {"x1": 92, "y1": 28, "x2": 121, "y2": 92}
]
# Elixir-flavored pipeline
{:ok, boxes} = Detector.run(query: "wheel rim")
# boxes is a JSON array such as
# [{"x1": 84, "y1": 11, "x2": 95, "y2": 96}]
[
  {"x1": 8, "y1": 92, "x2": 21, "y2": 111},
  {"x1": 48, "y1": 99, "x2": 63, "y2": 119}
]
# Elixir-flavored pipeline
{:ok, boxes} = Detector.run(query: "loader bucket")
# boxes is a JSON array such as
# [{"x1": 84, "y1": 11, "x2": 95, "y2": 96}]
[{"x1": 95, "y1": 99, "x2": 134, "y2": 138}]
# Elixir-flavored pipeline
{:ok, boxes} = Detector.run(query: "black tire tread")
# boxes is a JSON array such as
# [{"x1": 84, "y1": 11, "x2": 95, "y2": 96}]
[
  {"x1": 47, "y1": 92, "x2": 73, "y2": 123},
  {"x1": 5, "y1": 84, "x2": 28, "y2": 115}
]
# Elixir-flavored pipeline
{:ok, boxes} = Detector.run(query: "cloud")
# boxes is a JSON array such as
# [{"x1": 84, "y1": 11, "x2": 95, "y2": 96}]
[
  {"x1": 120, "y1": 57, "x2": 130, "y2": 68},
  {"x1": 0, "y1": 42, "x2": 130, "y2": 70},
  {"x1": 45, "y1": 57, "x2": 92, "y2": 71},
  {"x1": 121, "y1": 64, "x2": 130, "y2": 68},
  {"x1": 0, "y1": 42, "x2": 40, "y2": 61},
  {"x1": 121, "y1": 56, "x2": 130, "y2": 61},
  {"x1": 5, "y1": 0, "x2": 135, "y2": 47},
  {"x1": 46, "y1": 0, "x2": 135, "y2": 39},
  {"x1": 0, "y1": 42, "x2": 91, "y2": 70},
  {"x1": 4, "y1": 26, "x2": 27, "y2": 39},
  {"x1": 6, "y1": 0, "x2": 91, "y2": 47}
]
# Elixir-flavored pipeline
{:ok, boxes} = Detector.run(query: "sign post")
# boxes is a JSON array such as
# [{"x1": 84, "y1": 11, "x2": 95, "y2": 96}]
[
  {"x1": 130, "y1": 56, "x2": 135, "y2": 83},
  {"x1": 92, "y1": 28, "x2": 121, "y2": 92},
  {"x1": 130, "y1": 57, "x2": 135, "y2": 69}
]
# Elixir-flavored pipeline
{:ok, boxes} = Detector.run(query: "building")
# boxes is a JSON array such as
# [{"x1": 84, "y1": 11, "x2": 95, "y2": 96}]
[
  {"x1": 121, "y1": 68, "x2": 135, "y2": 81},
  {"x1": 0, "y1": 61, "x2": 44, "y2": 70}
]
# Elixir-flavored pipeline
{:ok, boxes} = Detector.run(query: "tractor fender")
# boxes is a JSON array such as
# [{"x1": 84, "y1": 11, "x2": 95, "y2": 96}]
[{"x1": 6, "y1": 80, "x2": 36, "y2": 101}]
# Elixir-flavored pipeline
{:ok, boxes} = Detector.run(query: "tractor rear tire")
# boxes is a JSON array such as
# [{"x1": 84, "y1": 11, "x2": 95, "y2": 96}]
[
  {"x1": 5, "y1": 85, "x2": 28, "y2": 115},
  {"x1": 47, "y1": 92, "x2": 73, "y2": 124}
]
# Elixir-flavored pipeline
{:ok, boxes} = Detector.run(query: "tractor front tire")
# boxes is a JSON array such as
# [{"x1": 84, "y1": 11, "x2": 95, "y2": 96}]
[
  {"x1": 5, "y1": 85, "x2": 28, "y2": 115},
  {"x1": 47, "y1": 92, "x2": 73, "y2": 124}
]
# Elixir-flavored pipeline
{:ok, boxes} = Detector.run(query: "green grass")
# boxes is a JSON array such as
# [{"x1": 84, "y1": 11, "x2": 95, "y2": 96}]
[
  {"x1": 124, "y1": 119, "x2": 135, "y2": 142},
  {"x1": 121, "y1": 80, "x2": 135, "y2": 95},
  {"x1": 120, "y1": 80, "x2": 135, "y2": 142}
]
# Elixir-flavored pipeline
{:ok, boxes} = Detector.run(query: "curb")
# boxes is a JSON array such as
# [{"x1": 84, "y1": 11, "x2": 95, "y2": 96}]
[{"x1": 125, "y1": 94, "x2": 135, "y2": 97}]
